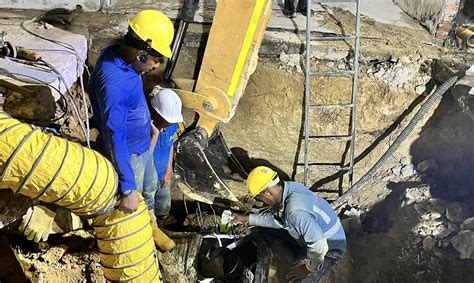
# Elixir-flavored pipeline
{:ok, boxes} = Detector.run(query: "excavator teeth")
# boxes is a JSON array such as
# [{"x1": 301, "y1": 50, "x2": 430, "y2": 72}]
[{"x1": 174, "y1": 129, "x2": 246, "y2": 204}]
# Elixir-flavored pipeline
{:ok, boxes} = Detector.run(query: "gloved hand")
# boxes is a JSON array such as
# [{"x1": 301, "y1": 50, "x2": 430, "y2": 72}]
[{"x1": 19, "y1": 205, "x2": 56, "y2": 242}]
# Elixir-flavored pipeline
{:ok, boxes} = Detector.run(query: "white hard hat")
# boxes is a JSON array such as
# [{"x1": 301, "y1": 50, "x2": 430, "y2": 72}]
[{"x1": 150, "y1": 88, "x2": 183, "y2": 123}]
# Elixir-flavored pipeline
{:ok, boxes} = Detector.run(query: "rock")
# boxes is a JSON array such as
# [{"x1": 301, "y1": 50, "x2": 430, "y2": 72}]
[
  {"x1": 337, "y1": 63, "x2": 346, "y2": 69},
  {"x1": 415, "y1": 218, "x2": 451, "y2": 238},
  {"x1": 391, "y1": 165, "x2": 402, "y2": 176},
  {"x1": 382, "y1": 174, "x2": 395, "y2": 181},
  {"x1": 430, "y1": 211, "x2": 443, "y2": 220},
  {"x1": 52, "y1": 208, "x2": 84, "y2": 234},
  {"x1": 341, "y1": 217, "x2": 362, "y2": 236},
  {"x1": 411, "y1": 53, "x2": 422, "y2": 62},
  {"x1": 441, "y1": 239, "x2": 451, "y2": 248},
  {"x1": 422, "y1": 236, "x2": 436, "y2": 251},
  {"x1": 427, "y1": 199, "x2": 446, "y2": 215},
  {"x1": 433, "y1": 223, "x2": 452, "y2": 238},
  {"x1": 414, "y1": 202, "x2": 427, "y2": 216},
  {"x1": 415, "y1": 85, "x2": 426, "y2": 94},
  {"x1": 461, "y1": 217, "x2": 474, "y2": 231},
  {"x1": 312, "y1": 47, "x2": 349, "y2": 61},
  {"x1": 399, "y1": 56, "x2": 411, "y2": 65},
  {"x1": 401, "y1": 164, "x2": 416, "y2": 178},
  {"x1": 451, "y1": 230, "x2": 474, "y2": 259},
  {"x1": 405, "y1": 186, "x2": 431, "y2": 205},
  {"x1": 326, "y1": 61, "x2": 335, "y2": 68},
  {"x1": 446, "y1": 202, "x2": 470, "y2": 223},
  {"x1": 416, "y1": 159, "x2": 439, "y2": 174},
  {"x1": 413, "y1": 237, "x2": 422, "y2": 245},
  {"x1": 447, "y1": 222, "x2": 460, "y2": 234},
  {"x1": 279, "y1": 52, "x2": 302, "y2": 73},
  {"x1": 432, "y1": 247, "x2": 445, "y2": 259},
  {"x1": 400, "y1": 157, "x2": 410, "y2": 165},
  {"x1": 41, "y1": 246, "x2": 66, "y2": 264},
  {"x1": 0, "y1": 190, "x2": 35, "y2": 231}
]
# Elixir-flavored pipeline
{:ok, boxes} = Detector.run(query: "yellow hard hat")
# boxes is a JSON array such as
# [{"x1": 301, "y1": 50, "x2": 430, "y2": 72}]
[
  {"x1": 128, "y1": 10, "x2": 174, "y2": 58},
  {"x1": 246, "y1": 166, "x2": 279, "y2": 197}
]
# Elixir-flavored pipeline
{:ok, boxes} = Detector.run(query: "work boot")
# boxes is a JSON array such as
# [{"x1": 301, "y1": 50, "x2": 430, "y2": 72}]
[
  {"x1": 296, "y1": 0, "x2": 314, "y2": 17},
  {"x1": 283, "y1": 0, "x2": 296, "y2": 18},
  {"x1": 150, "y1": 218, "x2": 176, "y2": 252}
]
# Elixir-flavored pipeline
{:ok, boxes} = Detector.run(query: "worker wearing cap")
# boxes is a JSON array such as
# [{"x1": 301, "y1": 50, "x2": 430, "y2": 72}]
[
  {"x1": 232, "y1": 166, "x2": 346, "y2": 282},
  {"x1": 149, "y1": 88, "x2": 183, "y2": 227},
  {"x1": 88, "y1": 10, "x2": 175, "y2": 250}
]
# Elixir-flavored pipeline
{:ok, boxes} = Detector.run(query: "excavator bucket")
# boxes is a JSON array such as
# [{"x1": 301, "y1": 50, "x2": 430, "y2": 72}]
[
  {"x1": 175, "y1": 129, "x2": 247, "y2": 204},
  {"x1": 167, "y1": 0, "x2": 272, "y2": 203}
]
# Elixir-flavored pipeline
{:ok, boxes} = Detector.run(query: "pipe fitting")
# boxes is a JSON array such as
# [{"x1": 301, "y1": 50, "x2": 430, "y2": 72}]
[{"x1": 456, "y1": 26, "x2": 474, "y2": 48}]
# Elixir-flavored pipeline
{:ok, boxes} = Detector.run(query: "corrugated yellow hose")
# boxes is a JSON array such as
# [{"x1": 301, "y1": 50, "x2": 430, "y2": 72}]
[{"x1": 0, "y1": 112, "x2": 160, "y2": 282}]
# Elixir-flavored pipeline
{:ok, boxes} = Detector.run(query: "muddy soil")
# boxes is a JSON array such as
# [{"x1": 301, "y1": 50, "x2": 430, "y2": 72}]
[{"x1": 0, "y1": 231, "x2": 104, "y2": 283}]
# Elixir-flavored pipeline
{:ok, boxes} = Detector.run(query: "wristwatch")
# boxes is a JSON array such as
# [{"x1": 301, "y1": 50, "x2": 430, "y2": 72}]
[{"x1": 122, "y1": 189, "x2": 134, "y2": 196}]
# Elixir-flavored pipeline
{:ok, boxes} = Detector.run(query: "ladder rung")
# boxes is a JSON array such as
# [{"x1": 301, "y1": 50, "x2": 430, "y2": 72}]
[
  {"x1": 311, "y1": 35, "x2": 355, "y2": 41},
  {"x1": 315, "y1": 188, "x2": 346, "y2": 193},
  {"x1": 312, "y1": 70, "x2": 355, "y2": 76},
  {"x1": 311, "y1": 70, "x2": 355, "y2": 76},
  {"x1": 297, "y1": 164, "x2": 351, "y2": 171},
  {"x1": 309, "y1": 104, "x2": 353, "y2": 109},
  {"x1": 307, "y1": 135, "x2": 352, "y2": 141},
  {"x1": 315, "y1": 0, "x2": 358, "y2": 3},
  {"x1": 315, "y1": 165, "x2": 351, "y2": 171}
]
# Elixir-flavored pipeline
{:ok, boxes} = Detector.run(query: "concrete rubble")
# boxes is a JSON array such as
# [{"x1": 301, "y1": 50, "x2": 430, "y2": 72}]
[{"x1": 451, "y1": 231, "x2": 474, "y2": 259}]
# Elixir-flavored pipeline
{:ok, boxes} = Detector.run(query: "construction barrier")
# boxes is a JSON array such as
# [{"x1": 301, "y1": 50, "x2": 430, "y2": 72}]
[{"x1": 0, "y1": 112, "x2": 160, "y2": 282}]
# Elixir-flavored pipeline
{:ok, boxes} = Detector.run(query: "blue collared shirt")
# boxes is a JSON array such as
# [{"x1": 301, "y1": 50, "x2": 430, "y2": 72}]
[
  {"x1": 89, "y1": 45, "x2": 151, "y2": 193},
  {"x1": 153, "y1": 123, "x2": 177, "y2": 181}
]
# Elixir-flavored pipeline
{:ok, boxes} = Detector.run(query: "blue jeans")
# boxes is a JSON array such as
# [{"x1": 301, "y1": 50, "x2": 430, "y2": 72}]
[
  {"x1": 301, "y1": 256, "x2": 339, "y2": 283},
  {"x1": 130, "y1": 149, "x2": 158, "y2": 211},
  {"x1": 154, "y1": 181, "x2": 171, "y2": 227}
]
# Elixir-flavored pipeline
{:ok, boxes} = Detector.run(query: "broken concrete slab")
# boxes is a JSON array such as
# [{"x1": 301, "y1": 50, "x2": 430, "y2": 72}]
[
  {"x1": 446, "y1": 202, "x2": 470, "y2": 223},
  {"x1": 0, "y1": 0, "x2": 101, "y2": 12},
  {"x1": 416, "y1": 159, "x2": 439, "y2": 174},
  {"x1": 0, "y1": 22, "x2": 87, "y2": 100},
  {"x1": 460, "y1": 217, "x2": 474, "y2": 231},
  {"x1": 1, "y1": 83, "x2": 56, "y2": 122},
  {"x1": 0, "y1": 190, "x2": 35, "y2": 231},
  {"x1": 451, "y1": 230, "x2": 474, "y2": 259},
  {"x1": 393, "y1": 0, "x2": 445, "y2": 32},
  {"x1": 422, "y1": 236, "x2": 436, "y2": 251}
]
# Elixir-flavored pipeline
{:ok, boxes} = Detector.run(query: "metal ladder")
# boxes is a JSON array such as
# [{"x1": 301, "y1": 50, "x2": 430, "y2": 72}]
[{"x1": 302, "y1": 0, "x2": 362, "y2": 193}]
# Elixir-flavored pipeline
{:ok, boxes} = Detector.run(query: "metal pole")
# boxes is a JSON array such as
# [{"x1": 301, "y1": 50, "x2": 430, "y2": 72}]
[
  {"x1": 348, "y1": 0, "x2": 361, "y2": 187},
  {"x1": 304, "y1": 0, "x2": 312, "y2": 186}
]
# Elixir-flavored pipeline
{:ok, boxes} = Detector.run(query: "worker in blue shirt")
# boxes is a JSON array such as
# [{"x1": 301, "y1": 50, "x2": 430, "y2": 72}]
[
  {"x1": 232, "y1": 166, "x2": 346, "y2": 282},
  {"x1": 149, "y1": 88, "x2": 183, "y2": 227},
  {"x1": 88, "y1": 10, "x2": 175, "y2": 251}
]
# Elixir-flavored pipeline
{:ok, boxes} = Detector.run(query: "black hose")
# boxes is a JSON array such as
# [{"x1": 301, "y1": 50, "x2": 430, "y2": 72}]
[
  {"x1": 164, "y1": 0, "x2": 200, "y2": 81},
  {"x1": 332, "y1": 68, "x2": 469, "y2": 209}
]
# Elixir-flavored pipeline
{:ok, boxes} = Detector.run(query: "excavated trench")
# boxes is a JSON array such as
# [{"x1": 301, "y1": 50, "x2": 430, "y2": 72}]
[{"x1": 0, "y1": 4, "x2": 474, "y2": 283}]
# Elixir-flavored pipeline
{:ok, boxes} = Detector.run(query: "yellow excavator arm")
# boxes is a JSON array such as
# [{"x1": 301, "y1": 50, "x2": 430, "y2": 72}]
[
  {"x1": 174, "y1": 0, "x2": 271, "y2": 135},
  {"x1": 167, "y1": 0, "x2": 272, "y2": 204}
]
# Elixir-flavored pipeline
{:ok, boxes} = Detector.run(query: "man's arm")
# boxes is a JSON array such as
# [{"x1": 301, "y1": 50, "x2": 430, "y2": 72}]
[
  {"x1": 288, "y1": 212, "x2": 328, "y2": 272},
  {"x1": 248, "y1": 212, "x2": 284, "y2": 229},
  {"x1": 231, "y1": 208, "x2": 283, "y2": 229},
  {"x1": 102, "y1": 85, "x2": 138, "y2": 212}
]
